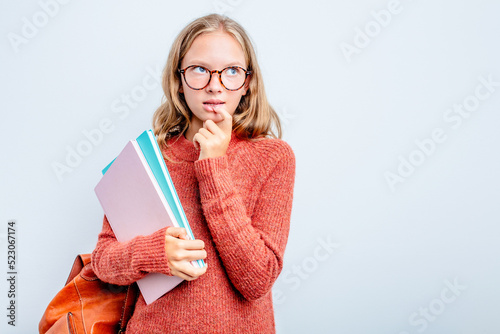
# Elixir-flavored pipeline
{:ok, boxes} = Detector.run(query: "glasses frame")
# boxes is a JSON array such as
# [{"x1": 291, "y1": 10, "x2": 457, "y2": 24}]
[{"x1": 178, "y1": 65, "x2": 252, "y2": 91}]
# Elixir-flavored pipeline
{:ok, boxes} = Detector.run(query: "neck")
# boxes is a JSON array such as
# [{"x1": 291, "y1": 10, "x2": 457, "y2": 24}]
[{"x1": 184, "y1": 117, "x2": 204, "y2": 142}]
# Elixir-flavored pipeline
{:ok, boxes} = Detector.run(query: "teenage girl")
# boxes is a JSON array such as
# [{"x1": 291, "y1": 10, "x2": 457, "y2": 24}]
[{"x1": 92, "y1": 13, "x2": 295, "y2": 334}]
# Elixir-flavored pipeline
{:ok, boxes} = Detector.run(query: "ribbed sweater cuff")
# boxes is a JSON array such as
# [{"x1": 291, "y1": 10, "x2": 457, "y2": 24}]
[
  {"x1": 194, "y1": 156, "x2": 232, "y2": 201},
  {"x1": 131, "y1": 227, "x2": 172, "y2": 276}
]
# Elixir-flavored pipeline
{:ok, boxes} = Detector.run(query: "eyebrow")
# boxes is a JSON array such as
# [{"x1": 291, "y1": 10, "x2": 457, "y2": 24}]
[{"x1": 184, "y1": 60, "x2": 246, "y2": 68}]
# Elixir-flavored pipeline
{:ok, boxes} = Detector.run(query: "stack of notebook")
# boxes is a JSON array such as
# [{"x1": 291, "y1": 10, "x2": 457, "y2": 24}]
[{"x1": 94, "y1": 129, "x2": 205, "y2": 305}]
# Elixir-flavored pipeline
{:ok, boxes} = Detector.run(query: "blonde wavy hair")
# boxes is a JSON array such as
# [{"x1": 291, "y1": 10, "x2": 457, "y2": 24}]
[{"x1": 152, "y1": 14, "x2": 282, "y2": 156}]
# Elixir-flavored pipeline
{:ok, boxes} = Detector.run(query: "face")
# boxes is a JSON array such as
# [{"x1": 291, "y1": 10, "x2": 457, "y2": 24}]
[{"x1": 180, "y1": 31, "x2": 249, "y2": 128}]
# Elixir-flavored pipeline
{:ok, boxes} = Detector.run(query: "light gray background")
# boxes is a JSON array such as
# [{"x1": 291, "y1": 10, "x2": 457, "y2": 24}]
[{"x1": 1, "y1": 0, "x2": 499, "y2": 333}]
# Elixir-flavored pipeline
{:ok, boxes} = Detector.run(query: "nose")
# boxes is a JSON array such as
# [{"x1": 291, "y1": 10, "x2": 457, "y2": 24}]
[{"x1": 206, "y1": 70, "x2": 223, "y2": 93}]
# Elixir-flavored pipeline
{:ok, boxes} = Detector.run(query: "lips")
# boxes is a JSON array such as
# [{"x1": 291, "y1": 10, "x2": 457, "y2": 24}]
[
  {"x1": 202, "y1": 99, "x2": 225, "y2": 112},
  {"x1": 203, "y1": 99, "x2": 225, "y2": 107}
]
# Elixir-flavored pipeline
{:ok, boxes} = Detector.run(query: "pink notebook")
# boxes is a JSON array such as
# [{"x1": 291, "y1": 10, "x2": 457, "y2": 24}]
[{"x1": 94, "y1": 141, "x2": 183, "y2": 304}]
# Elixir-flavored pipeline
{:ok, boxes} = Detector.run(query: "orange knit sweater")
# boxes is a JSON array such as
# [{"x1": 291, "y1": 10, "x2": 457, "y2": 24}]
[{"x1": 91, "y1": 131, "x2": 296, "y2": 333}]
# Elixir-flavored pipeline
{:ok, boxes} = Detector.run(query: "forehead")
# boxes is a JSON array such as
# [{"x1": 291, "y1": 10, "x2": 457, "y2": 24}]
[{"x1": 182, "y1": 31, "x2": 246, "y2": 68}]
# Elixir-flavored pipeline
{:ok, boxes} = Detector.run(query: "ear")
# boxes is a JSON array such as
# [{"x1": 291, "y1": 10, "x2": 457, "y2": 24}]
[
  {"x1": 242, "y1": 76, "x2": 251, "y2": 96},
  {"x1": 178, "y1": 74, "x2": 184, "y2": 93}
]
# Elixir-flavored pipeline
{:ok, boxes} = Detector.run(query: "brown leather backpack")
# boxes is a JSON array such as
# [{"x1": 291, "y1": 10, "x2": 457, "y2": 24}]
[{"x1": 39, "y1": 254, "x2": 138, "y2": 334}]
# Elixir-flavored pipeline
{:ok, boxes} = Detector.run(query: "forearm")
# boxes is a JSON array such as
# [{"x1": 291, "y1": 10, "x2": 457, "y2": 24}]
[
  {"x1": 195, "y1": 151, "x2": 295, "y2": 300},
  {"x1": 91, "y1": 216, "x2": 172, "y2": 285},
  {"x1": 202, "y1": 193, "x2": 289, "y2": 300}
]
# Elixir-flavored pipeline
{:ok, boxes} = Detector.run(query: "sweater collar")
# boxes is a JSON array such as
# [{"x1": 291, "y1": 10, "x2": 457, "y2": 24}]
[{"x1": 166, "y1": 131, "x2": 240, "y2": 162}]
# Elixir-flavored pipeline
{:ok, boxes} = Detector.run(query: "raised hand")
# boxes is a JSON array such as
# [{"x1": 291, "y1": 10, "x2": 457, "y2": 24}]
[{"x1": 193, "y1": 107, "x2": 233, "y2": 160}]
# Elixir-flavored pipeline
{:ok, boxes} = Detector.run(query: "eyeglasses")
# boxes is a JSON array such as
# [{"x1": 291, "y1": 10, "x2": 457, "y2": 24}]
[{"x1": 178, "y1": 65, "x2": 252, "y2": 91}]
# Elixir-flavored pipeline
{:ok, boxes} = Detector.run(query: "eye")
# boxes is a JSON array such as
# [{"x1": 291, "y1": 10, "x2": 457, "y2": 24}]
[
  {"x1": 225, "y1": 67, "x2": 239, "y2": 76},
  {"x1": 192, "y1": 66, "x2": 207, "y2": 74}
]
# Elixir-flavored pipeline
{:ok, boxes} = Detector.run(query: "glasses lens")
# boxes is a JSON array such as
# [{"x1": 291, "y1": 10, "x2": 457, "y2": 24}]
[
  {"x1": 221, "y1": 67, "x2": 246, "y2": 90},
  {"x1": 184, "y1": 66, "x2": 210, "y2": 89}
]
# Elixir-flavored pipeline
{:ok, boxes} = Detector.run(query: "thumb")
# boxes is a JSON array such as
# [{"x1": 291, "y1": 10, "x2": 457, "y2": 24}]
[{"x1": 192, "y1": 134, "x2": 201, "y2": 150}]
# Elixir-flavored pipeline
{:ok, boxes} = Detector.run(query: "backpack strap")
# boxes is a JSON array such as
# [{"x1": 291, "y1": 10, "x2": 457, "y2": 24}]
[
  {"x1": 119, "y1": 283, "x2": 139, "y2": 333},
  {"x1": 65, "y1": 254, "x2": 92, "y2": 285}
]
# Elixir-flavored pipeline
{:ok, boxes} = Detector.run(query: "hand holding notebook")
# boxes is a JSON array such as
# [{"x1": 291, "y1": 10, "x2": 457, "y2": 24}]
[{"x1": 94, "y1": 130, "x2": 206, "y2": 304}]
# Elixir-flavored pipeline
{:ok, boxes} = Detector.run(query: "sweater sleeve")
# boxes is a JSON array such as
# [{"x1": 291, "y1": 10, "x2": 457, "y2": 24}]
[
  {"x1": 194, "y1": 141, "x2": 296, "y2": 301},
  {"x1": 91, "y1": 216, "x2": 172, "y2": 286}
]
